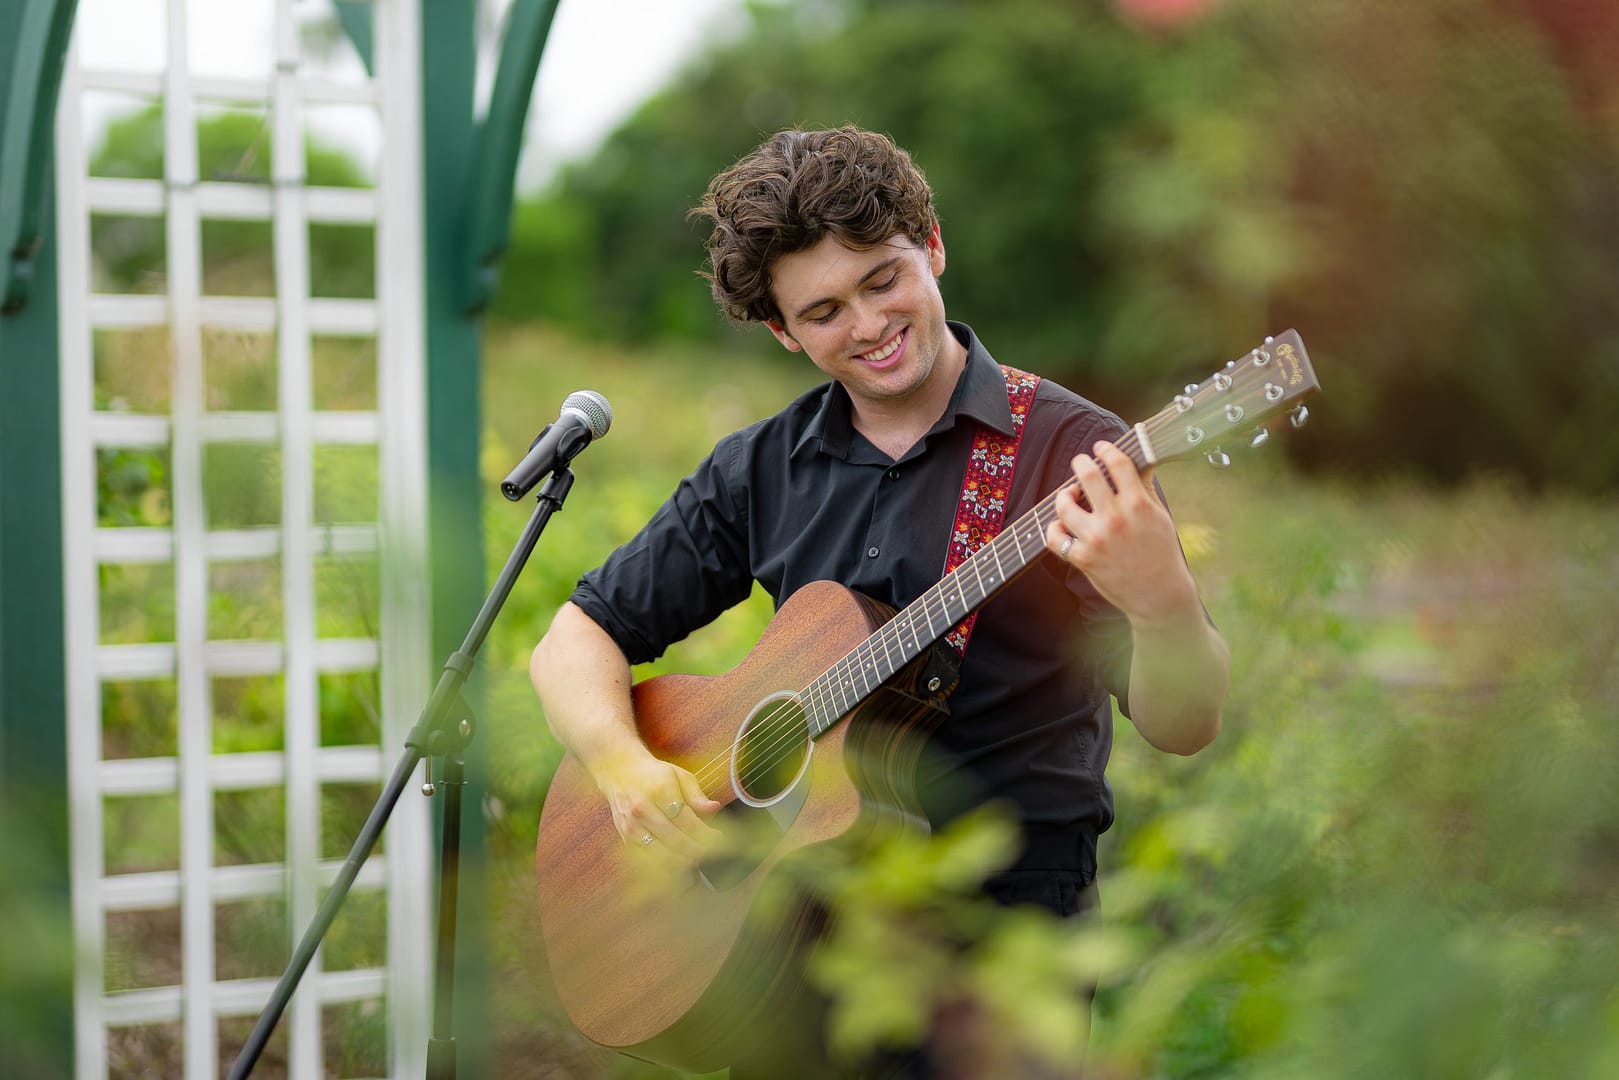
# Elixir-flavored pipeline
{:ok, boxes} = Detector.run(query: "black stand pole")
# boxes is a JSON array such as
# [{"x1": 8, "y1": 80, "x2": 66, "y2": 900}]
[
  {"x1": 228, "y1": 467, "x2": 577, "y2": 1080},
  {"x1": 425, "y1": 743, "x2": 467, "y2": 1077}
]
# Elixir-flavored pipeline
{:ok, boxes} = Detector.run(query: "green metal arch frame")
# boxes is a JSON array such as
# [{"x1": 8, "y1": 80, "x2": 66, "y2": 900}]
[
  {"x1": 1, "y1": 3, "x2": 78, "y2": 1077},
  {"x1": 418, "y1": 5, "x2": 563, "y2": 1069},
  {"x1": 0, "y1": 0, "x2": 77, "y2": 314},
  {"x1": 463, "y1": 0, "x2": 562, "y2": 313}
]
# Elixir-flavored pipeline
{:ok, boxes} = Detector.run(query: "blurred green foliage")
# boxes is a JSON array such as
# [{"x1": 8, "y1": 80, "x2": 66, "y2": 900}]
[
  {"x1": 494, "y1": 0, "x2": 1619, "y2": 492},
  {"x1": 1082, "y1": 462, "x2": 1619, "y2": 1078},
  {"x1": 0, "y1": 788, "x2": 75, "y2": 1079}
]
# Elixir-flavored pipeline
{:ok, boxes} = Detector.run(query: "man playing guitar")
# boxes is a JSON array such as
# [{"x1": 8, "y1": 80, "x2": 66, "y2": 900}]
[{"x1": 530, "y1": 126, "x2": 1230, "y2": 1077}]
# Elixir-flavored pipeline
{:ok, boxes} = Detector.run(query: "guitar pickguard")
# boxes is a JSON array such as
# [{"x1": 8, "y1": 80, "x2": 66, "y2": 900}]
[{"x1": 696, "y1": 769, "x2": 811, "y2": 892}]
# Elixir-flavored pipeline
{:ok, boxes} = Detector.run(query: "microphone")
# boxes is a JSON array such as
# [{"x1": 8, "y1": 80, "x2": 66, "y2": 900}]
[{"x1": 500, "y1": 390, "x2": 613, "y2": 501}]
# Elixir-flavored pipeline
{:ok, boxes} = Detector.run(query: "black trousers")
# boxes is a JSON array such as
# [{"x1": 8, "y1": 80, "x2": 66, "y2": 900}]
[{"x1": 728, "y1": 868, "x2": 1100, "y2": 1080}]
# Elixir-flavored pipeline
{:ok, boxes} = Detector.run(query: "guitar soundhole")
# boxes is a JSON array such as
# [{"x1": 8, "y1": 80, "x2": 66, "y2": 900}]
[{"x1": 732, "y1": 693, "x2": 811, "y2": 805}]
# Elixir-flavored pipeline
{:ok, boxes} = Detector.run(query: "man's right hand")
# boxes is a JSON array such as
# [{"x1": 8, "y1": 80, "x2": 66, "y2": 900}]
[{"x1": 591, "y1": 750, "x2": 725, "y2": 863}]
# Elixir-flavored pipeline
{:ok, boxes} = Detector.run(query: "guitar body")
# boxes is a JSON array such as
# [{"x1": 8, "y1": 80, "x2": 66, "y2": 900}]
[{"x1": 534, "y1": 581, "x2": 947, "y2": 1071}]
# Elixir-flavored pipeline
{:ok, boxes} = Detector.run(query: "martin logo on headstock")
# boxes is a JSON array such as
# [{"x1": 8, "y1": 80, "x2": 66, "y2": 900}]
[{"x1": 1276, "y1": 340, "x2": 1307, "y2": 386}]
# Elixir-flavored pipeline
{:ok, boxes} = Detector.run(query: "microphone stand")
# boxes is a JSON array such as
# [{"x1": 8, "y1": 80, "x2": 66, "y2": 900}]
[{"x1": 229, "y1": 466, "x2": 577, "y2": 1080}]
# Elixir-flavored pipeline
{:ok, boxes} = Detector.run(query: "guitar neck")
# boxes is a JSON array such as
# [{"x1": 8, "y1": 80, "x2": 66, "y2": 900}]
[
  {"x1": 801, "y1": 426, "x2": 1150, "y2": 738},
  {"x1": 795, "y1": 328, "x2": 1320, "y2": 738}
]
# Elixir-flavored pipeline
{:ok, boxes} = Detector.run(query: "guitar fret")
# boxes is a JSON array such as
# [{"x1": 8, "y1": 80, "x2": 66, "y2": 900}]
[
  {"x1": 819, "y1": 685, "x2": 838, "y2": 734},
  {"x1": 901, "y1": 614, "x2": 917, "y2": 651}
]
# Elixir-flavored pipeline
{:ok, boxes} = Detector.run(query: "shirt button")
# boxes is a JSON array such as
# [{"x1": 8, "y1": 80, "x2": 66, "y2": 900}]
[
  {"x1": 888, "y1": 468, "x2": 900, "y2": 480},
  {"x1": 867, "y1": 546, "x2": 880, "y2": 558}
]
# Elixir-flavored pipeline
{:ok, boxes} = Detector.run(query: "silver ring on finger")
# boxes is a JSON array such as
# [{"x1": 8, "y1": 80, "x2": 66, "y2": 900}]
[
  {"x1": 638, "y1": 832, "x2": 654, "y2": 846},
  {"x1": 1058, "y1": 535, "x2": 1076, "y2": 559},
  {"x1": 664, "y1": 800, "x2": 684, "y2": 819}
]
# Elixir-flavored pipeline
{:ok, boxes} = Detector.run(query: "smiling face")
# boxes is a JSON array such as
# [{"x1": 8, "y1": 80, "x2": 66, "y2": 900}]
[{"x1": 765, "y1": 226, "x2": 966, "y2": 428}]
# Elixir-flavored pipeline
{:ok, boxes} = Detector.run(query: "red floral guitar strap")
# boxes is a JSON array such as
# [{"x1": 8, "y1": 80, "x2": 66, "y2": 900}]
[{"x1": 940, "y1": 364, "x2": 1041, "y2": 656}]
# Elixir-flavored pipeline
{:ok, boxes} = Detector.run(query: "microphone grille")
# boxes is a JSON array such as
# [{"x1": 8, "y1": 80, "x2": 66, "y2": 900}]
[{"x1": 562, "y1": 390, "x2": 612, "y2": 439}]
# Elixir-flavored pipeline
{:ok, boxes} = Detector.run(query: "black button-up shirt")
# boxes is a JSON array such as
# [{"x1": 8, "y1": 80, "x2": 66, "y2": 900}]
[{"x1": 572, "y1": 322, "x2": 1138, "y2": 874}]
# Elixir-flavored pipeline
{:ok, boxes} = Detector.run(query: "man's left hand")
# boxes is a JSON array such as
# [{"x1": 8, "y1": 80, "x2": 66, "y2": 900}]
[{"x1": 1045, "y1": 440, "x2": 1201, "y2": 628}]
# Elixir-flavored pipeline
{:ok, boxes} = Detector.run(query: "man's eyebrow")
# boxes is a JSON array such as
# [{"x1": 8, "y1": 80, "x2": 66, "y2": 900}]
[{"x1": 790, "y1": 255, "x2": 906, "y2": 322}]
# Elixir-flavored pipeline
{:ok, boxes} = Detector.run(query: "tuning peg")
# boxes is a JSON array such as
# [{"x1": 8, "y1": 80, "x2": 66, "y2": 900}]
[
  {"x1": 1289, "y1": 405, "x2": 1310, "y2": 428},
  {"x1": 1249, "y1": 426, "x2": 1270, "y2": 448},
  {"x1": 1206, "y1": 448, "x2": 1232, "y2": 468}
]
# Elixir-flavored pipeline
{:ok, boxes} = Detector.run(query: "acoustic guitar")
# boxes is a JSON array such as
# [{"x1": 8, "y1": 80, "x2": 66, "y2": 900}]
[{"x1": 535, "y1": 331, "x2": 1319, "y2": 1071}]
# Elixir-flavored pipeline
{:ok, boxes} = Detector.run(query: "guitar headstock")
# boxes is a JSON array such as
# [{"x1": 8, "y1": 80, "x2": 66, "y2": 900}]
[{"x1": 1135, "y1": 329, "x2": 1319, "y2": 469}]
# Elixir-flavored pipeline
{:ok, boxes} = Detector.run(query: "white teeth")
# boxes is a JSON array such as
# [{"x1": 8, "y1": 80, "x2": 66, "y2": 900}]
[{"x1": 861, "y1": 331, "x2": 902, "y2": 362}]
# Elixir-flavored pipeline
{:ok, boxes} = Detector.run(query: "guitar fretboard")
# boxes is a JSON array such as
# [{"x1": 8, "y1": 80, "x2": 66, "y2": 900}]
[{"x1": 800, "y1": 427, "x2": 1146, "y2": 737}]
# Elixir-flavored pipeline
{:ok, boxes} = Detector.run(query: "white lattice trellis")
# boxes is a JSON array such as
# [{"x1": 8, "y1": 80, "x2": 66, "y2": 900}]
[{"x1": 56, "y1": 1, "x2": 432, "y2": 1076}]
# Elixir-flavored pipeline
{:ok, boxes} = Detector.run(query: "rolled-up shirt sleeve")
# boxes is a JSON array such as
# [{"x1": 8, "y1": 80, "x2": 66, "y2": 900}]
[{"x1": 569, "y1": 434, "x2": 754, "y2": 665}]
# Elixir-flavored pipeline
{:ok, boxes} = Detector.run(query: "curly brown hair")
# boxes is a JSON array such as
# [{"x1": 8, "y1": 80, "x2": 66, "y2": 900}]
[{"x1": 692, "y1": 126, "x2": 938, "y2": 325}]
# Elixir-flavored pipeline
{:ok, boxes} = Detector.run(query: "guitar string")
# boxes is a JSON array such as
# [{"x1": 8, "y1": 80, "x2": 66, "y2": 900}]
[
  {"x1": 681, "y1": 357, "x2": 1295, "y2": 801},
  {"x1": 688, "y1": 560, "x2": 977, "y2": 797},
  {"x1": 684, "y1": 418, "x2": 1180, "y2": 799},
  {"x1": 691, "y1": 459, "x2": 1079, "y2": 797},
  {"x1": 684, "y1": 466, "x2": 1088, "y2": 800},
  {"x1": 705, "y1": 487, "x2": 1071, "y2": 799}
]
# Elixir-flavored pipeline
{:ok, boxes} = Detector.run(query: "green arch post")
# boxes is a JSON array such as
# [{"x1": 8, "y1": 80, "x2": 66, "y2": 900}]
[
  {"x1": 0, "y1": 2, "x2": 78, "y2": 1078},
  {"x1": 423, "y1": 1, "x2": 562, "y2": 1076}
]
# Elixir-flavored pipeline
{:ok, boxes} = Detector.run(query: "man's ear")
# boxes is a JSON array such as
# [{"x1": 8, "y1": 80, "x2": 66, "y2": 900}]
[
  {"x1": 765, "y1": 319, "x2": 802, "y2": 352},
  {"x1": 926, "y1": 221, "x2": 946, "y2": 277}
]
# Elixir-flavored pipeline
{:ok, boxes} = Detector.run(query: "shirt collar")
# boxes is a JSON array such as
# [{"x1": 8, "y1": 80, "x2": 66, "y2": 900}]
[
  {"x1": 791, "y1": 321, "x2": 1016, "y2": 460},
  {"x1": 947, "y1": 321, "x2": 1020, "y2": 437}
]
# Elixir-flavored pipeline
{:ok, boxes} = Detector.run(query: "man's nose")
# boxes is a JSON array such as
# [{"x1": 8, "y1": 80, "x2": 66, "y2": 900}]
[{"x1": 850, "y1": 299, "x2": 886, "y2": 343}]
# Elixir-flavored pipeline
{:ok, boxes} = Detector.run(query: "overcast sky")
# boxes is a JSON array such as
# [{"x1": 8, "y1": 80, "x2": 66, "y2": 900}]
[
  {"x1": 521, "y1": 0, "x2": 750, "y2": 184},
  {"x1": 71, "y1": 0, "x2": 757, "y2": 189}
]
